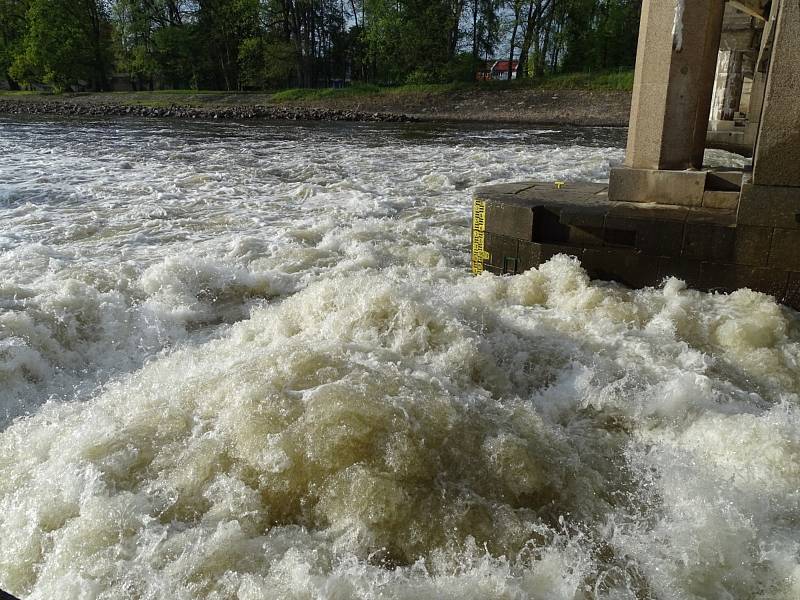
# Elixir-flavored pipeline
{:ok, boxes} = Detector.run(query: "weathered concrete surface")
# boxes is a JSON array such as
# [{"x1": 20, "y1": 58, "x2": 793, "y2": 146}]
[
  {"x1": 752, "y1": 0, "x2": 800, "y2": 187},
  {"x1": 625, "y1": 0, "x2": 724, "y2": 170},
  {"x1": 702, "y1": 190, "x2": 740, "y2": 209},
  {"x1": 608, "y1": 168, "x2": 707, "y2": 206},
  {"x1": 737, "y1": 183, "x2": 800, "y2": 229},
  {"x1": 473, "y1": 182, "x2": 800, "y2": 310}
]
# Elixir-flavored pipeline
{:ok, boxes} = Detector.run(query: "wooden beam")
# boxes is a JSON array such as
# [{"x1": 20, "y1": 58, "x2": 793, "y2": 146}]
[{"x1": 729, "y1": 0, "x2": 767, "y2": 21}]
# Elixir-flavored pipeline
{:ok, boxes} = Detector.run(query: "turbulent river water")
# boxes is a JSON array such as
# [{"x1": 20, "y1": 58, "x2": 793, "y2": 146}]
[{"x1": 0, "y1": 116, "x2": 798, "y2": 599}]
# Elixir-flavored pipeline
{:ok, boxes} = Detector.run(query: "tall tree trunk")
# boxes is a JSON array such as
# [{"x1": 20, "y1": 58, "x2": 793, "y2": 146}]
[
  {"x1": 507, "y1": 1, "x2": 522, "y2": 80},
  {"x1": 471, "y1": 0, "x2": 479, "y2": 59},
  {"x1": 516, "y1": 0, "x2": 536, "y2": 79},
  {"x1": 519, "y1": 0, "x2": 553, "y2": 78},
  {"x1": 448, "y1": 0, "x2": 464, "y2": 59},
  {"x1": 87, "y1": 0, "x2": 108, "y2": 91}
]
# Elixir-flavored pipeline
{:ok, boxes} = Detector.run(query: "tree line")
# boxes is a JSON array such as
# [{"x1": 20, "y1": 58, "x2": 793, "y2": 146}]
[{"x1": 0, "y1": 0, "x2": 641, "y2": 92}]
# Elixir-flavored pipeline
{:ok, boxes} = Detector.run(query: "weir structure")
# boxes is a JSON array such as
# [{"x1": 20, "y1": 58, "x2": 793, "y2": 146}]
[{"x1": 472, "y1": 0, "x2": 800, "y2": 309}]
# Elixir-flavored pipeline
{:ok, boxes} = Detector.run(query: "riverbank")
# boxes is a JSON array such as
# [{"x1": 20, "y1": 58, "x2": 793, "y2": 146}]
[
  {"x1": 0, "y1": 85, "x2": 632, "y2": 126},
  {"x1": 0, "y1": 97, "x2": 415, "y2": 123}
]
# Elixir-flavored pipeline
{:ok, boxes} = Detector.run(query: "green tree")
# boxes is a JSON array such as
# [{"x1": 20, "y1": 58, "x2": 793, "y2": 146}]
[
  {"x1": 10, "y1": 0, "x2": 113, "y2": 91},
  {"x1": 469, "y1": 0, "x2": 499, "y2": 61},
  {"x1": 195, "y1": 0, "x2": 260, "y2": 90},
  {"x1": 364, "y1": 0, "x2": 463, "y2": 84},
  {"x1": 515, "y1": 0, "x2": 553, "y2": 79},
  {"x1": 238, "y1": 35, "x2": 295, "y2": 89},
  {"x1": 110, "y1": 0, "x2": 199, "y2": 89},
  {"x1": 560, "y1": 0, "x2": 639, "y2": 72},
  {"x1": 153, "y1": 23, "x2": 198, "y2": 88},
  {"x1": 0, "y1": 0, "x2": 30, "y2": 88},
  {"x1": 111, "y1": 0, "x2": 159, "y2": 88}
]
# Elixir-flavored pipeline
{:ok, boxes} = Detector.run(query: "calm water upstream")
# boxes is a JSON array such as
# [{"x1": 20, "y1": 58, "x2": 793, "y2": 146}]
[{"x1": 0, "y1": 117, "x2": 798, "y2": 599}]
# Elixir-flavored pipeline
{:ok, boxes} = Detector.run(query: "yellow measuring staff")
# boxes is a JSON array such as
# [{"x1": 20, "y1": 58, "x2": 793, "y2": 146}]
[{"x1": 471, "y1": 198, "x2": 491, "y2": 275}]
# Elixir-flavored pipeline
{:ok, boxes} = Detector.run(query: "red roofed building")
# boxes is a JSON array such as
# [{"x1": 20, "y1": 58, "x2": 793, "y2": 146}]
[{"x1": 490, "y1": 60, "x2": 519, "y2": 80}]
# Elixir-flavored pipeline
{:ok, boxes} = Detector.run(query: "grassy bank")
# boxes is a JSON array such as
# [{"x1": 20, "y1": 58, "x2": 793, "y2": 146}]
[
  {"x1": 271, "y1": 70, "x2": 634, "y2": 102},
  {"x1": 0, "y1": 70, "x2": 633, "y2": 106},
  {"x1": 0, "y1": 71, "x2": 633, "y2": 126}
]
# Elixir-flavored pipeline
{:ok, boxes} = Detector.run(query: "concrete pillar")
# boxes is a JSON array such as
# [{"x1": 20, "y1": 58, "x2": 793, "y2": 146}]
[
  {"x1": 625, "y1": 0, "x2": 725, "y2": 170},
  {"x1": 722, "y1": 50, "x2": 744, "y2": 119},
  {"x1": 752, "y1": 0, "x2": 800, "y2": 187}
]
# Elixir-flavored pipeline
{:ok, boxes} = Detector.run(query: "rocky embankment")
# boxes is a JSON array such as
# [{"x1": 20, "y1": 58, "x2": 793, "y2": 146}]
[
  {"x1": 305, "y1": 88, "x2": 632, "y2": 127},
  {"x1": 0, "y1": 88, "x2": 632, "y2": 126},
  {"x1": 0, "y1": 99, "x2": 416, "y2": 123}
]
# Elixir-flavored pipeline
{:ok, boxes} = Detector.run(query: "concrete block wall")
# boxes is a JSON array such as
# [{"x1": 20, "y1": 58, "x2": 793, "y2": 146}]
[{"x1": 473, "y1": 182, "x2": 800, "y2": 310}]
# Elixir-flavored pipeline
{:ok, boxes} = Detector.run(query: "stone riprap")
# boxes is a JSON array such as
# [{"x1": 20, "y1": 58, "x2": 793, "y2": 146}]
[{"x1": 0, "y1": 99, "x2": 416, "y2": 123}]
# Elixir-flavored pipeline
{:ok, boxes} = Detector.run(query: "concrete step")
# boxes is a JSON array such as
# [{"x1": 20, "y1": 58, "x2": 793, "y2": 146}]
[{"x1": 703, "y1": 190, "x2": 741, "y2": 209}]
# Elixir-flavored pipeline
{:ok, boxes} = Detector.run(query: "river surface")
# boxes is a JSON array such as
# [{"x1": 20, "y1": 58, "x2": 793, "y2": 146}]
[{"x1": 0, "y1": 117, "x2": 798, "y2": 599}]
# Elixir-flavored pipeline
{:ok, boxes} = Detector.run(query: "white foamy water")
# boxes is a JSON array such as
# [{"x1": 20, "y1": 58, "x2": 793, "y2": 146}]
[{"x1": 1, "y1": 116, "x2": 797, "y2": 599}]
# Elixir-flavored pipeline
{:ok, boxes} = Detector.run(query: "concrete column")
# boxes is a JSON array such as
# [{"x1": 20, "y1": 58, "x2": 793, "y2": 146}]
[
  {"x1": 722, "y1": 50, "x2": 744, "y2": 119},
  {"x1": 625, "y1": 0, "x2": 725, "y2": 170},
  {"x1": 752, "y1": 0, "x2": 800, "y2": 187}
]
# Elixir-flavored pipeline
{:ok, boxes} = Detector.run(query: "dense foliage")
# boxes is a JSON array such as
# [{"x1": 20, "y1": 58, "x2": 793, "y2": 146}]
[{"x1": 0, "y1": 0, "x2": 640, "y2": 92}]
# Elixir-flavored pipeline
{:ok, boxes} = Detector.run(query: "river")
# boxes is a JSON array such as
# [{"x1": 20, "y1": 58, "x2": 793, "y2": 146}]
[{"x1": 0, "y1": 117, "x2": 797, "y2": 599}]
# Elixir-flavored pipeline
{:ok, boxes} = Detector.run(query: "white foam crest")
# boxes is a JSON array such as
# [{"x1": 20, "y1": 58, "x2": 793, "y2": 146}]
[
  {"x1": 1, "y1": 257, "x2": 798, "y2": 597},
  {"x1": 3, "y1": 118, "x2": 796, "y2": 598}
]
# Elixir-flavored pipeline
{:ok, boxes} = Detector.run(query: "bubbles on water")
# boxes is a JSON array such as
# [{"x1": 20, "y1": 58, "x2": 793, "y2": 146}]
[{"x1": 1, "y1": 118, "x2": 798, "y2": 599}]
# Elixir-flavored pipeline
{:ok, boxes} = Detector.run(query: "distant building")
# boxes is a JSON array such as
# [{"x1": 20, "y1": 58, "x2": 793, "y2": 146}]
[
  {"x1": 476, "y1": 60, "x2": 520, "y2": 81},
  {"x1": 491, "y1": 60, "x2": 519, "y2": 80}
]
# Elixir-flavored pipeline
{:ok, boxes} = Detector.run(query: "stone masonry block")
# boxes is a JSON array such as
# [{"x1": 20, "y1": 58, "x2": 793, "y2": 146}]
[
  {"x1": 658, "y1": 257, "x2": 703, "y2": 288},
  {"x1": 683, "y1": 223, "x2": 736, "y2": 262},
  {"x1": 581, "y1": 248, "x2": 661, "y2": 288},
  {"x1": 484, "y1": 232, "x2": 519, "y2": 272},
  {"x1": 606, "y1": 201, "x2": 689, "y2": 223},
  {"x1": 559, "y1": 205, "x2": 608, "y2": 228},
  {"x1": 752, "y1": 0, "x2": 800, "y2": 187},
  {"x1": 768, "y1": 228, "x2": 800, "y2": 271},
  {"x1": 476, "y1": 183, "x2": 537, "y2": 196},
  {"x1": 522, "y1": 182, "x2": 608, "y2": 195},
  {"x1": 685, "y1": 207, "x2": 737, "y2": 227},
  {"x1": 700, "y1": 263, "x2": 789, "y2": 298},
  {"x1": 706, "y1": 171, "x2": 743, "y2": 191},
  {"x1": 609, "y1": 167, "x2": 707, "y2": 206},
  {"x1": 568, "y1": 226, "x2": 605, "y2": 247},
  {"x1": 485, "y1": 201, "x2": 534, "y2": 240},
  {"x1": 737, "y1": 183, "x2": 800, "y2": 229},
  {"x1": 733, "y1": 226, "x2": 772, "y2": 266},
  {"x1": 702, "y1": 191, "x2": 740, "y2": 210},
  {"x1": 784, "y1": 272, "x2": 800, "y2": 310},
  {"x1": 517, "y1": 241, "x2": 543, "y2": 272},
  {"x1": 606, "y1": 216, "x2": 684, "y2": 257},
  {"x1": 540, "y1": 243, "x2": 583, "y2": 262}
]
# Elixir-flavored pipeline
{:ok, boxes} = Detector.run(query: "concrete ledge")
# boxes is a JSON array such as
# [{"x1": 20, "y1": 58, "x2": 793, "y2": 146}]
[
  {"x1": 609, "y1": 167, "x2": 707, "y2": 206},
  {"x1": 702, "y1": 190, "x2": 740, "y2": 209},
  {"x1": 473, "y1": 179, "x2": 800, "y2": 310}
]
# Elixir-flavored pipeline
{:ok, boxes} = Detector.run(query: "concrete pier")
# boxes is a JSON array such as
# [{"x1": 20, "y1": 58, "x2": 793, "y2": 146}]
[{"x1": 472, "y1": 0, "x2": 800, "y2": 310}]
